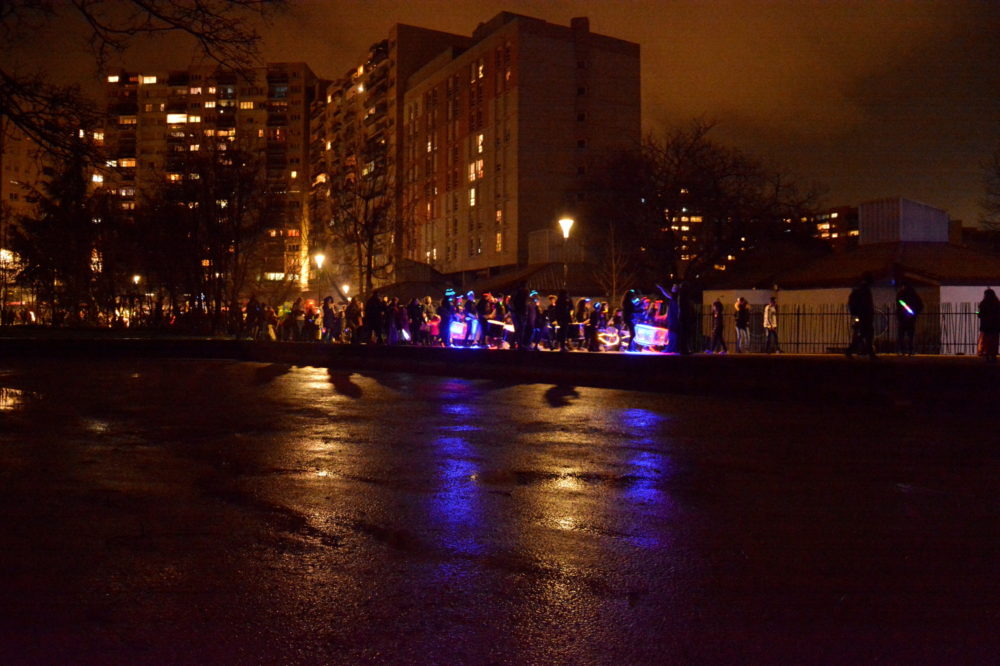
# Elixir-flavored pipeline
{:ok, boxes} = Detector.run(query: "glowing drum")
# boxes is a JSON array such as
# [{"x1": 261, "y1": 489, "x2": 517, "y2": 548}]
[{"x1": 634, "y1": 323, "x2": 669, "y2": 347}]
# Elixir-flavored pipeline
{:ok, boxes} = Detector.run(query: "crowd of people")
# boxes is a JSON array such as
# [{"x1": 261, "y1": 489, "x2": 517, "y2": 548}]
[{"x1": 236, "y1": 287, "x2": 706, "y2": 353}]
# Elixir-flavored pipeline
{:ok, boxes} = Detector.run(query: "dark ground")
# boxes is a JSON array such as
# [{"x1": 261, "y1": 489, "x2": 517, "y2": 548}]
[{"x1": 0, "y1": 357, "x2": 997, "y2": 664}]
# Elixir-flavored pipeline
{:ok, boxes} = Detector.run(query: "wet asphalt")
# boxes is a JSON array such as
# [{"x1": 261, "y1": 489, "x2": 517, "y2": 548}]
[{"x1": 0, "y1": 358, "x2": 997, "y2": 664}]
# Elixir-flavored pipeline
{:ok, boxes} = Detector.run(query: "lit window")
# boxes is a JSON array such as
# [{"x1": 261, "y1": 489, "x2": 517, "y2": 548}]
[
  {"x1": 264, "y1": 272, "x2": 285, "y2": 281},
  {"x1": 469, "y1": 187, "x2": 476, "y2": 207},
  {"x1": 202, "y1": 259, "x2": 211, "y2": 267},
  {"x1": 141, "y1": 75, "x2": 157, "y2": 84},
  {"x1": 477, "y1": 133, "x2": 484, "y2": 153},
  {"x1": 119, "y1": 158, "x2": 136, "y2": 168},
  {"x1": 92, "y1": 131, "x2": 104, "y2": 142},
  {"x1": 189, "y1": 144, "x2": 200, "y2": 151},
  {"x1": 91, "y1": 174, "x2": 103, "y2": 183},
  {"x1": 107, "y1": 75, "x2": 119, "y2": 83},
  {"x1": 119, "y1": 116, "x2": 137, "y2": 125},
  {"x1": 468, "y1": 163, "x2": 476, "y2": 182},
  {"x1": 495, "y1": 209, "x2": 503, "y2": 223},
  {"x1": 478, "y1": 60, "x2": 485, "y2": 79},
  {"x1": 190, "y1": 87, "x2": 202, "y2": 95},
  {"x1": 167, "y1": 173, "x2": 182, "y2": 182},
  {"x1": 204, "y1": 100, "x2": 216, "y2": 108},
  {"x1": 239, "y1": 101, "x2": 254, "y2": 110},
  {"x1": 326, "y1": 141, "x2": 332, "y2": 151},
  {"x1": 207, "y1": 86, "x2": 216, "y2": 94},
  {"x1": 357, "y1": 83, "x2": 364, "y2": 93},
  {"x1": 831, "y1": 212, "x2": 839, "y2": 219},
  {"x1": 290, "y1": 170, "x2": 297, "y2": 179},
  {"x1": 476, "y1": 159, "x2": 484, "y2": 179},
  {"x1": 166, "y1": 113, "x2": 187, "y2": 124},
  {"x1": 121, "y1": 201, "x2": 135, "y2": 210},
  {"x1": 495, "y1": 231, "x2": 502, "y2": 252},
  {"x1": 258, "y1": 129, "x2": 265, "y2": 137},
  {"x1": 427, "y1": 140, "x2": 432, "y2": 153},
  {"x1": 188, "y1": 115, "x2": 201, "y2": 123}
]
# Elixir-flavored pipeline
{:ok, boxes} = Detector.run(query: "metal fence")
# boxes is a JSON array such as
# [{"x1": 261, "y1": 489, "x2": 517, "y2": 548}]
[{"x1": 695, "y1": 303, "x2": 983, "y2": 355}]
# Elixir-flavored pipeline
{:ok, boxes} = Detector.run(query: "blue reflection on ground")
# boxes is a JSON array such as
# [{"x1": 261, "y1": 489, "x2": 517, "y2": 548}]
[
  {"x1": 618, "y1": 408, "x2": 671, "y2": 548},
  {"x1": 429, "y1": 436, "x2": 483, "y2": 556}
]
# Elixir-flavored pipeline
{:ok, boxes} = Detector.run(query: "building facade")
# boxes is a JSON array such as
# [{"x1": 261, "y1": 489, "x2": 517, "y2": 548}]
[
  {"x1": 310, "y1": 13, "x2": 640, "y2": 291},
  {"x1": 103, "y1": 63, "x2": 320, "y2": 289}
]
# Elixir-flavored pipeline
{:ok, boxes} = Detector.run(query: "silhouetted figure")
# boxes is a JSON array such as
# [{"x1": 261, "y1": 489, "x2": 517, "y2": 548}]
[
  {"x1": 364, "y1": 291, "x2": 384, "y2": 344},
  {"x1": 977, "y1": 288, "x2": 1000, "y2": 363},
  {"x1": 734, "y1": 297, "x2": 750, "y2": 352},
  {"x1": 847, "y1": 273, "x2": 876, "y2": 358},
  {"x1": 709, "y1": 297, "x2": 727, "y2": 353},
  {"x1": 623, "y1": 289, "x2": 638, "y2": 351},
  {"x1": 554, "y1": 289, "x2": 573, "y2": 352}
]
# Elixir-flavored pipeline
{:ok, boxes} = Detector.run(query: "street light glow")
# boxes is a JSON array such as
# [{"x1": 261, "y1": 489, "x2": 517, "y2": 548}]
[
  {"x1": 314, "y1": 253, "x2": 325, "y2": 270},
  {"x1": 342, "y1": 284, "x2": 350, "y2": 296},
  {"x1": 132, "y1": 274, "x2": 141, "y2": 285},
  {"x1": 558, "y1": 217, "x2": 575, "y2": 239}
]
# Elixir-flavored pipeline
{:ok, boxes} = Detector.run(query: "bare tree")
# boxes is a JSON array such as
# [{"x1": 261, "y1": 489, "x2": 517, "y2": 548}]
[
  {"x1": 587, "y1": 120, "x2": 822, "y2": 288},
  {"x1": 134, "y1": 140, "x2": 275, "y2": 329},
  {"x1": 1, "y1": 0, "x2": 283, "y2": 159},
  {"x1": 325, "y1": 139, "x2": 398, "y2": 297}
]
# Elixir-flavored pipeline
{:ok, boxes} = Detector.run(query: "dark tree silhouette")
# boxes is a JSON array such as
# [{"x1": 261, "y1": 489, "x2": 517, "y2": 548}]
[{"x1": 1, "y1": 0, "x2": 283, "y2": 158}]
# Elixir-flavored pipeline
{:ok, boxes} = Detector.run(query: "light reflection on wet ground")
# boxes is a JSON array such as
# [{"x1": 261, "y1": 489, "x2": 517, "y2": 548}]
[{"x1": 0, "y1": 358, "x2": 997, "y2": 663}]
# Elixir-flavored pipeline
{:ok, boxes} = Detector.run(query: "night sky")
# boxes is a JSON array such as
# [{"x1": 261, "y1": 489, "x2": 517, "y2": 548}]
[{"x1": 20, "y1": 0, "x2": 1000, "y2": 226}]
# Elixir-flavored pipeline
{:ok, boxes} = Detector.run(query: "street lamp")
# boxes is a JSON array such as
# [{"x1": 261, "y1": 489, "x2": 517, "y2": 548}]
[
  {"x1": 558, "y1": 217, "x2": 574, "y2": 288},
  {"x1": 342, "y1": 284, "x2": 350, "y2": 300},
  {"x1": 313, "y1": 253, "x2": 325, "y2": 304},
  {"x1": 131, "y1": 275, "x2": 141, "y2": 325}
]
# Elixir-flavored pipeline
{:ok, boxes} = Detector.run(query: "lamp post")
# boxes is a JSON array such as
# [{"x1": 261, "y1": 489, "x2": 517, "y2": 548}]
[
  {"x1": 131, "y1": 275, "x2": 141, "y2": 325},
  {"x1": 342, "y1": 284, "x2": 350, "y2": 301},
  {"x1": 313, "y1": 253, "x2": 325, "y2": 304},
  {"x1": 558, "y1": 217, "x2": 574, "y2": 289}
]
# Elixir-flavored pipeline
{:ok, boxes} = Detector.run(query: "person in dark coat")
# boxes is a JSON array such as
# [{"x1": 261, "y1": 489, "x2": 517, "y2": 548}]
[
  {"x1": 554, "y1": 289, "x2": 573, "y2": 352},
  {"x1": 363, "y1": 291, "x2": 384, "y2": 344},
  {"x1": 438, "y1": 294, "x2": 455, "y2": 347},
  {"x1": 622, "y1": 289, "x2": 638, "y2": 351},
  {"x1": 847, "y1": 272, "x2": 877, "y2": 358},
  {"x1": 977, "y1": 288, "x2": 1000, "y2": 363},
  {"x1": 709, "y1": 297, "x2": 727, "y2": 353},
  {"x1": 406, "y1": 298, "x2": 424, "y2": 345},
  {"x1": 321, "y1": 296, "x2": 337, "y2": 342},
  {"x1": 895, "y1": 281, "x2": 923, "y2": 355}
]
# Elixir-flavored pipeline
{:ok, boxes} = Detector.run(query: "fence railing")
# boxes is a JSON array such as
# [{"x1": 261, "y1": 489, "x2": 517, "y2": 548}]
[{"x1": 695, "y1": 303, "x2": 982, "y2": 355}]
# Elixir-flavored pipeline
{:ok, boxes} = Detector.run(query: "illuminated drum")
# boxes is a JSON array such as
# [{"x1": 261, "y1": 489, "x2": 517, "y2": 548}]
[{"x1": 634, "y1": 323, "x2": 669, "y2": 347}]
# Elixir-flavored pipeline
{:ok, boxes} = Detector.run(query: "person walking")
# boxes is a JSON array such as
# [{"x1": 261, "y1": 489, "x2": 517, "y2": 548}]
[
  {"x1": 847, "y1": 273, "x2": 876, "y2": 359},
  {"x1": 622, "y1": 290, "x2": 638, "y2": 351},
  {"x1": 895, "y1": 281, "x2": 923, "y2": 355},
  {"x1": 734, "y1": 297, "x2": 751, "y2": 352},
  {"x1": 977, "y1": 288, "x2": 1000, "y2": 363},
  {"x1": 709, "y1": 297, "x2": 727, "y2": 353},
  {"x1": 763, "y1": 296, "x2": 781, "y2": 353}
]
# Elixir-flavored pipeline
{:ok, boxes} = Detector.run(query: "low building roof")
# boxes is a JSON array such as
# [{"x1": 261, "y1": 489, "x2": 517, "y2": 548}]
[{"x1": 775, "y1": 242, "x2": 1000, "y2": 289}]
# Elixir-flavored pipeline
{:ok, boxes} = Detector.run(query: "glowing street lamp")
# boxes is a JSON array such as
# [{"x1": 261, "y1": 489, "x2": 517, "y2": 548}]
[
  {"x1": 342, "y1": 284, "x2": 350, "y2": 299},
  {"x1": 558, "y1": 217, "x2": 574, "y2": 288},
  {"x1": 132, "y1": 274, "x2": 141, "y2": 286},
  {"x1": 312, "y1": 253, "x2": 326, "y2": 304}
]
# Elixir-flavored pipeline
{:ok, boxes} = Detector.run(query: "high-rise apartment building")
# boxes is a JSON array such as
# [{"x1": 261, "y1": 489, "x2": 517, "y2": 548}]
[
  {"x1": 103, "y1": 63, "x2": 320, "y2": 288},
  {"x1": 311, "y1": 13, "x2": 640, "y2": 288},
  {"x1": 310, "y1": 25, "x2": 472, "y2": 290}
]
